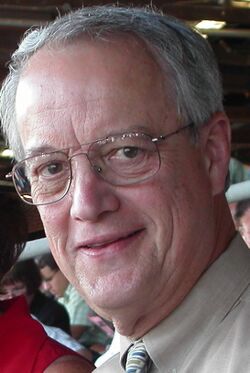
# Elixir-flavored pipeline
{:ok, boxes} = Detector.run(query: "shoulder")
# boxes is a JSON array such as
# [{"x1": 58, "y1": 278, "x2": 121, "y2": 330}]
[
  {"x1": 44, "y1": 294, "x2": 69, "y2": 315},
  {"x1": 34, "y1": 337, "x2": 93, "y2": 372},
  {"x1": 44, "y1": 355, "x2": 94, "y2": 373}
]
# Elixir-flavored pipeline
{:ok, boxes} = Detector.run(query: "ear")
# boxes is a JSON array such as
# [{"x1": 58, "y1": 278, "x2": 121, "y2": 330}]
[{"x1": 199, "y1": 112, "x2": 231, "y2": 196}]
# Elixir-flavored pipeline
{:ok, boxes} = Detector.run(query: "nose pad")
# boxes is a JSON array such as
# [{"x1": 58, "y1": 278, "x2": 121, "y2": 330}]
[
  {"x1": 70, "y1": 151, "x2": 89, "y2": 163},
  {"x1": 70, "y1": 152, "x2": 103, "y2": 179},
  {"x1": 92, "y1": 164, "x2": 102, "y2": 174}
]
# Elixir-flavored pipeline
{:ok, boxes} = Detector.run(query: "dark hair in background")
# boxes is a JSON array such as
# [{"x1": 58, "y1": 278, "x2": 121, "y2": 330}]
[
  {"x1": 0, "y1": 194, "x2": 27, "y2": 279},
  {"x1": 2, "y1": 259, "x2": 41, "y2": 295},
  {"x1": 235, "y1": 199, "x2": 250, "y2": 221},
  {"x1": 36, "y1": 253, "x2": 59, "y2": 271}
]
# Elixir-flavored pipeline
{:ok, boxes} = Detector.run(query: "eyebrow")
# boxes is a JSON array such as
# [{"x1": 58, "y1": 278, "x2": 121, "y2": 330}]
[
  {"x1": 24, "y1": 125, "x2": 155, "y2": 158},
  {"x1": 25, "y1": 145, "x2": 63, "y2": 158}
]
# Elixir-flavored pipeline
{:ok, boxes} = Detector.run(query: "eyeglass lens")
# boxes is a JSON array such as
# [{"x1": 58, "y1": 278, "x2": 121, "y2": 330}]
[{"x1": 12, "y1": 132, "x2": 160, "y2": 205}]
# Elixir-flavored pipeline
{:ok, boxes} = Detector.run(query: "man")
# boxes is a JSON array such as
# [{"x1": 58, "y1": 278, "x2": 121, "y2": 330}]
[{"x1": 1, "y1": 6, "x2": 249, "y2": 372}]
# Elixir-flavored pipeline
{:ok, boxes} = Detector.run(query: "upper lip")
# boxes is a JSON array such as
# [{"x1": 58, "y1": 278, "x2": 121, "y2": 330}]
[{"x1": 75, "y1": 229, "x2": 144, "y2": 249}]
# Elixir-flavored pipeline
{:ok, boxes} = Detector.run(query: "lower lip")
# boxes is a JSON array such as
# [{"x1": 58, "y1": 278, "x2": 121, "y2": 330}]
[{"x1": 77, "y1": 229, "x2": 144, "y2": 257}]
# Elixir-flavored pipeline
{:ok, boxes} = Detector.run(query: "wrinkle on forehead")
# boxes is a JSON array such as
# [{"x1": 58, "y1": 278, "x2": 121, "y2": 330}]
[{"x1": 16, "y1": 33, "x2": 177, "y2": 156}]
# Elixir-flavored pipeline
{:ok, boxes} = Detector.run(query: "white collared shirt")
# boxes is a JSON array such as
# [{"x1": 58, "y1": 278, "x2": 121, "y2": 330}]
[{"x1": 95, "y1": 234, "x2": 250, "y2": 372}]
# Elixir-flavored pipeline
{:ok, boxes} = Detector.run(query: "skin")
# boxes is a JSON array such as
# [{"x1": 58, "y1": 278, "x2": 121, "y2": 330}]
[
  {"x1": 40, "y1": 266, "x2": 69, "y2": 298},
  {"x1": 15, "y1": 35, "x2": 235, "y2": 339},
  {"x1": 1, "y1": 282, "x2": 27, "y2": 299},
  {"x1": 237, "y1": 209, "x2": 250, "y2": 247},
  {"x1": 45, "y1": 355, "x2": 93, "y2": 372}
]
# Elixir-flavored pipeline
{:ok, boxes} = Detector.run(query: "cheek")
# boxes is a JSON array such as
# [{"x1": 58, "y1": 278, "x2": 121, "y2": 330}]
[
  {"x1": 132, "y1": 153, "x2": 210, "y2": 248},
  {"x1": 124, "y1": 178, "x2": 175, "y2": 256},
  {"x1": 38, "y1": 205, "x2": 71, "y2": 273},
  {"x1": 38, "y1": 204, "x2": 68, "y2": 239}
]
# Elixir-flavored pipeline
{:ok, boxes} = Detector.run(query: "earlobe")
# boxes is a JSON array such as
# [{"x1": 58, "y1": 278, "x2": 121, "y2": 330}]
[{"x1": 200, "y1": 112, "x2": 231, "y2": 196}]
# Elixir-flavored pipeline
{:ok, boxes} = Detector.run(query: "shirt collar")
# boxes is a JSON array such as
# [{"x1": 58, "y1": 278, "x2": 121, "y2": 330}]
[{"x1": 120, "y1": 234, "x2": 250, "y2": 371}]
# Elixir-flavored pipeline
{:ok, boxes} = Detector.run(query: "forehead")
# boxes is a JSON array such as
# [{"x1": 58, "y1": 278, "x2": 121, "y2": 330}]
[
  {"x1": 20, "y1": 34, "x2": 163, "y2": 88},
  {"x1": 16, "y1": 34, "x2": 177, "y2": 151},
  {"x1": 19, "y1": 34, "x2": 167, "y2": 103}
]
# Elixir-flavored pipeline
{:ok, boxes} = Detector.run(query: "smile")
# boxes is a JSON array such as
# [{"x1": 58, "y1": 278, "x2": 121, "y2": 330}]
[{"x1": 77, "y1": 229, "x2": 145, "y2": 254}]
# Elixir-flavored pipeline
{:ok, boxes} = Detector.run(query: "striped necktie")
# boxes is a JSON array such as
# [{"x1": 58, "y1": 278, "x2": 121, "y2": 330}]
[{"x1": 125, "y1": 340, "x2": 151, "y2": 372}]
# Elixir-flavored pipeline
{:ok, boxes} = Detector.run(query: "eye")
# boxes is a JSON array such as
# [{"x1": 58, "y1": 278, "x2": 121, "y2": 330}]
[
  {"x1": 41, "y1": 162, "x2": 64, "y2": 176},
  {"x1": 89, "y1": 133, "x2": 155, "y2": 169},
  {"x1": 33, "y1": 161, "x2": 65, "y2": 179},
  {"x1": 28, "y1": 158, "x2": 69, "y2": 180},
  {"x1": 26, "y1": 153, "x2": 69, "y2": 179},
  {"x1": 105, "y1": 146, "x2": 144, "y2": 162},
  {"x1": 122, "y1": 147, "x2": 139, "y2": 158}
]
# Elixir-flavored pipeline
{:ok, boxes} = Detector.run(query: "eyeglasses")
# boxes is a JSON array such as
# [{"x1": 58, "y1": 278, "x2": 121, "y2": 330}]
[{"x1": 7, "y1": 122, "x2": 194, "y2": 206}]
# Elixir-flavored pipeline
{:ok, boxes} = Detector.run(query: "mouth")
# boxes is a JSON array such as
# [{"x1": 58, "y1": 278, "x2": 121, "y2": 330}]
[{"x1": 77, "y1": 229, "x2": 144, "y2": 254}]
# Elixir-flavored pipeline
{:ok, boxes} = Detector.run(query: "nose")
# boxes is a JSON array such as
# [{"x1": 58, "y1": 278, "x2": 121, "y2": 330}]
[
  {"x1": 69, "y1": 154, "x2": 120, "y2": 222},
  {"x1": 42, "y1": 281, "x2": 50, "y2": 292}
]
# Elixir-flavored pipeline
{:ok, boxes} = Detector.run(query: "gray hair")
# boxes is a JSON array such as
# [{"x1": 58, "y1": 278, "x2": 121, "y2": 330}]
[{"x1": 0, "y1": 5, "x2": 224, "y2": 160}]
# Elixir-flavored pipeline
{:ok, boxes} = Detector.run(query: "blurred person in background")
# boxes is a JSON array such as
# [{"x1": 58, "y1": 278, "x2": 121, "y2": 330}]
[
  {"x1": 229, "y1": 157, "x2": 250, "y2": 185},
  {"x1": 41, "y1": 321, "x2": 93, "y2": 360},
  {"x1": 2, "y1": 258, "x2": 71, "y2": 334},
  {"x1": 1, "y1": 260, "x2": 93, "y2": 360},
  {"x1": 234, "y1": 199, "x2": 250, "y2": 247},
  {"x1": 37, "y1": 253, "x2": 92, "y2": 340},
  {"x1": 37, "y1": 253, "x2": 113, "y2": 361},
  {"x1": 0, "y1": 194, "x2": 93, "y2": 372}
]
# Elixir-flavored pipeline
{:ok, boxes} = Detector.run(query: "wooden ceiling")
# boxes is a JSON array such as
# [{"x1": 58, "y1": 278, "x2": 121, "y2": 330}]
[{"x1": 0, "y1": 0, "x2": 250, "y2": 237}]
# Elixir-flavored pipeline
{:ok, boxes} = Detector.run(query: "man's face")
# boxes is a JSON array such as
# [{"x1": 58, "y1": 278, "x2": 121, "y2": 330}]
[
  {"x1": 15, "y1": 36, "x2": 224, "y2": 334},
  {"x1": 40, "y1": 266, "x2": 68, "y2": 298}
]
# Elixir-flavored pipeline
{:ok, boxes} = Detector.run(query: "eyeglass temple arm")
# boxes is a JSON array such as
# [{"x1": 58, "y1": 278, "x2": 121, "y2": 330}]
[
  {"x1": 5, "y1": 172, "x2": 12, "y2": 180},
  {"x1": 152, "y1": 122, "x2": 195, "y2": 143}
]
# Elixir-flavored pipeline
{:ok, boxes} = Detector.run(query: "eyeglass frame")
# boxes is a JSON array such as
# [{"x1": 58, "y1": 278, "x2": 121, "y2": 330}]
[{"x1": 6, "y1": 122, "x2": 195, "y2": 206}]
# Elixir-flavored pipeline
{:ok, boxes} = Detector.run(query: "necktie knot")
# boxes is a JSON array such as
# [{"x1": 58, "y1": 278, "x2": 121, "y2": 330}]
[{"x1": 125, "y1": 340, "x2": 150, "y2": 373}]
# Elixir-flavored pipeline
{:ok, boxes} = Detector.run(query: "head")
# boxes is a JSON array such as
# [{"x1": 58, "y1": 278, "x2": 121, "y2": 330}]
[
  {"x1": 37, "y1": 253, "x2": 69, "y2": 298},
  {"x1": 0, "y1": 6, "x2": 233, "y2": 337},
  {"x1": 1, "y1": 259, "x2": 41, "y2": 303},
  {"x1": 0, "y1": 195, "x2": 27, "y2": 281},
  {"x1": 0, "y1": 7, "x2": 225, "y2": 161},
  {"x1": 234, "y1": 199, "x2": 250, "y2": 247}
]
